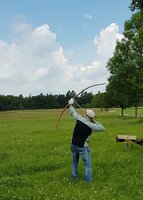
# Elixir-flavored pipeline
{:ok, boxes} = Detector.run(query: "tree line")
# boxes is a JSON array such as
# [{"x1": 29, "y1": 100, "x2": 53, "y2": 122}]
[
  {"x1": 0, "y1": 91, "x2": 94, "y2": 111},
  {"x1": 1, "y1": 88, "x2": 143, "y2": 114}
]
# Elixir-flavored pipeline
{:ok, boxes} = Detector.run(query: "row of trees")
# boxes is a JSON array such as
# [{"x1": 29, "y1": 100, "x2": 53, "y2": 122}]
[
  {"x1": 92, "y1": 91, "x2": 143, "y2": 115},
  {"x1": 0, "y1": 91, "x2": 94, "y2": 111}
]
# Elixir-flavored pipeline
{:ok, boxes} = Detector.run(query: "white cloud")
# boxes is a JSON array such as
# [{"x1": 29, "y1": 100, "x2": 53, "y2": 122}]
[
  {"x1": 0, "y1": 22, "x2": 122, "y2": 96},
  {"x1": 52, "y1": 47, "x2": 68, "y2": 66},
  {"x1": 93, "y1": 23, "x2": 123, "y2": 58},
  {"x1": 12, "y1": 23, "x2": 32, "y2": 34},
  {"x1": 80, "y1": 61, "x2": 101, "y2": 72},
  {"x1": 84, "y1": 14, "x2": 93, "y2": 20},
  {"x1": 11, "y1": 15, "x2": 32, "y2": 34}
]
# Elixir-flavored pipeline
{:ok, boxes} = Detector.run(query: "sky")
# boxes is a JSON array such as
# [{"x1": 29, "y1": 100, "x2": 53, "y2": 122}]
[{"x1": 0, "y1": 0, "x2": 132, "y2": 96}]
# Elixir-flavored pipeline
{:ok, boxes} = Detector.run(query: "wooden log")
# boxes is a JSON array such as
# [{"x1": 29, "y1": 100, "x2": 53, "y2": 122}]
[
  {"x1": 116, "y1": 135, "x2": 143, "y2": 147},
  {"x1": 117, "y1": 135, "x2": 137, "y2": 141}
]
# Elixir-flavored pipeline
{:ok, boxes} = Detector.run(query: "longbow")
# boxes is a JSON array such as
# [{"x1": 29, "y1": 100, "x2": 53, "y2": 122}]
[{"x1": 55, "y1": 82, "x2": 105, "y2": 133}]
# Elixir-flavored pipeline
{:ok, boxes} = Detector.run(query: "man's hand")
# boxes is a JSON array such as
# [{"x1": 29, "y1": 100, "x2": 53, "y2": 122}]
[{"x1": 68, "y1": 98, "x2": 74, "y2": 105}]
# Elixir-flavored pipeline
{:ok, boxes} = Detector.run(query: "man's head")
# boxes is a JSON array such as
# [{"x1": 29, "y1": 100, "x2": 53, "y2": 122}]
[{"x1": 86, "y1": 109, "x2": 95, "y2": 119}]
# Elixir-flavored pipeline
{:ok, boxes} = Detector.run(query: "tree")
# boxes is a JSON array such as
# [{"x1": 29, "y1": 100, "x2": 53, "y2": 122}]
[
  {"x1": 58, "y1": 94, "x2": 66, "y2": 108},
  {"x1": 124, "y1": 0, "x2": 143, "y2": 115},
  {"x1": 0, "y1": 95, "x2": 5, "y2": 111},
  {"x1": 106, "y1": 40, "x2": 133, "y2": 116},
  {"x1": 92, "y1": 92, "x2": 106, "y2": 111},
  {"x1": 65, "y1": 90, "x2": 76, "y2": 101},
  {"x1": 106, "y1": 0, "x2": 143, "y2": 117},
  {"x1": 77, "y1": 92, "x2": 94, "y2": 108},
  {"x1": 130, "y1": 0, "x2": 143, "y2": 11}
]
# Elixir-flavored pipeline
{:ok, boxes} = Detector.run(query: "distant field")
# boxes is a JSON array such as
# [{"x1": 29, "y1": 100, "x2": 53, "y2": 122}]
[{"x1": 0, "y1": 108, "x2": 143, "y2": 200}]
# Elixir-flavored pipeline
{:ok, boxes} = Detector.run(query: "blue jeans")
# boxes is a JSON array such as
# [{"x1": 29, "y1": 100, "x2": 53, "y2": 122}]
[{"x1": 70, "y1": 143, "x2": 92, "y2": 183}]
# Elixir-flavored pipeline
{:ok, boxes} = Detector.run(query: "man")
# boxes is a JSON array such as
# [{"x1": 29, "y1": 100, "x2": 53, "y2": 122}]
[{"x1": 69, "y1": 98, "x2": 105, "y2": 183}]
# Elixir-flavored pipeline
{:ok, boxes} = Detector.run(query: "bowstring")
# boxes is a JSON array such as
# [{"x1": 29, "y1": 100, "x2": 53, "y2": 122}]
[{"x1": 74, "y1": 100, "x2": 86, "y2": 115}]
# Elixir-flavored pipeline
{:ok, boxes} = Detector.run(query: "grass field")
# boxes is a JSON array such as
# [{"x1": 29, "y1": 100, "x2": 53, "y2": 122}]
[{"x1": 0, "y1": 108, "x2": 143, "y2": 200}]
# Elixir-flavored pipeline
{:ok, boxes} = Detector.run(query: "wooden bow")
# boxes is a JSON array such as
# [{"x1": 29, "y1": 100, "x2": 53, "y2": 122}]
[{"x1": 54, "y1": 82, "x2": 105, "y2": 133}]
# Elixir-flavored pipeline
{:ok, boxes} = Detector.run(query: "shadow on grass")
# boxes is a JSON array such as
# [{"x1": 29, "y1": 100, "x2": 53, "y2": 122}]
[{"x1": 2, "y1": 163, "x2": 64, "y2": 177}]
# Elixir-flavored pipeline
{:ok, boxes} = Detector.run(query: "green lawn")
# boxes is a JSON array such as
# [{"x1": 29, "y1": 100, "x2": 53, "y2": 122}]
[{"x1": 0, "y1": 108, "x2": 143, "y2": 200}]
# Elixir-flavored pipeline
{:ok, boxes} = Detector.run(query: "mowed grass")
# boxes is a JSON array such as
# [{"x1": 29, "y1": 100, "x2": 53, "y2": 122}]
[{"x1": 0, "y1": 108, "x2": 143, "y2": 200}]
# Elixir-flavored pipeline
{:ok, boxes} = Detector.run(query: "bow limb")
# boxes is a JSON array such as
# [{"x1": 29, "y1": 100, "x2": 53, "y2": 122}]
[
  {"x1": 54, "y1": 103, "x2": 69, "y2": 134},
  {"x1": 55, "y1": 82, "x2": 105, "y2": 133},
  {"x1": 73, "y1": 82, "x2": 105, "y2": 99}
]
